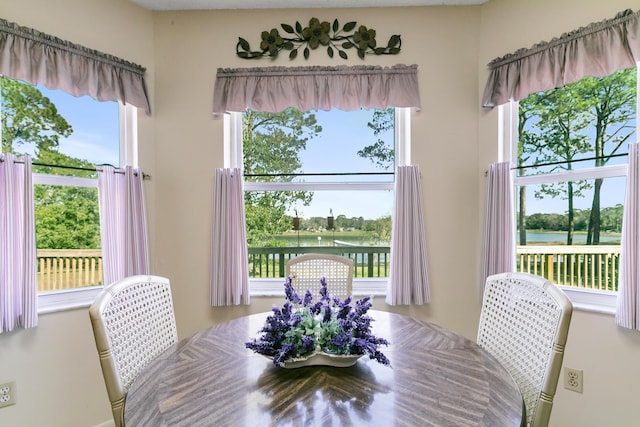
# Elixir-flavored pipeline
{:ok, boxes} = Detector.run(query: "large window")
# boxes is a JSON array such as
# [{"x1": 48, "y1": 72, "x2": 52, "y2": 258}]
[
  {"x1": 227, "y1": 107, "x2": 410, "y2": 292},
  {"x1": 1, "y1": 76, "x2": 134, "y2": 310},
  {"x1": 506, "y1": 66, "x2": 638, "y2": 308}
]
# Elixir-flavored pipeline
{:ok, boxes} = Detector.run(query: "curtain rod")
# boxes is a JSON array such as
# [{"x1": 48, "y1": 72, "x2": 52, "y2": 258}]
[
  {"x1": 245, "y1": 171, "x2": 393, "y2": 177},
  {"x1": 513, "y1": 152, "x2": 628, "y2": 171},
  {"x1": 0, "y1": 158, "x2": 151, "y2": 179}
]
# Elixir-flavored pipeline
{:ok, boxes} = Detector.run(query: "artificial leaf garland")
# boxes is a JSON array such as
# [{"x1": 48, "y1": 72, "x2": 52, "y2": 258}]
[{"x1": 237, "y1": 17, "x2": 401, "y2": 60}]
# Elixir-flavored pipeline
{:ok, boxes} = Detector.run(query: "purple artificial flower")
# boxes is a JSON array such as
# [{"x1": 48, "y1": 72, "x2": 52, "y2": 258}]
[
  {"x1": 330, "y1": 333, "x2": 351, "y2": 351},
  {"x1": 319, "y1": 277, "x2": 331, "y2": 302},
  {"x1": 301, "y1": 335, "x2": 316, "y2": 352},
  {"x1": 302, "y1": 289, "x2": 314, "y2": 307},
  {"x1": 247, "y1": 277, "x2": 390, "y2": 367},
  {"x1": 284, "y1": 276, "x2": 303, "y2": 304}
]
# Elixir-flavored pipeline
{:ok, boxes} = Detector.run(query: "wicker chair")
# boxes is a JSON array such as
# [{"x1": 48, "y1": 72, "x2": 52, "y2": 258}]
[
  {"x1": 285, "y1": 254, "x2": 354, "y2": 299},
  {"x1": 89, "y1": 275, "x2": 177, "y2": 427},
  {"x1": 477, "y1": 272, "x2": 573, "y2": 427}
]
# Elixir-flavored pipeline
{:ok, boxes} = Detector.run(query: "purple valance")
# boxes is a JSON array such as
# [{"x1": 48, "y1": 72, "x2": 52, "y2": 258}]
[
  {"x1": 0, "y1": 18, "x2": 151, "y2": 114},
  {"x1": 482, "y1": 9, "x2": 640, "y2": 108},
  {"x1": 213, "y1": 64, "x2": 420, "y2": 114}
]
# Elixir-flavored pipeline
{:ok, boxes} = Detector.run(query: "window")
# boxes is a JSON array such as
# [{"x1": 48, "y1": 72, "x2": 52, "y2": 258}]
[
  {"x1": 1, "y1": 76, "x2": 136, "y2": 312},
  {"x1": 226, "y1": 107, "x2": 410, "y2": 295},
  {"x1": 504, "y1": 66, "x2": 638, "y2": 312}
]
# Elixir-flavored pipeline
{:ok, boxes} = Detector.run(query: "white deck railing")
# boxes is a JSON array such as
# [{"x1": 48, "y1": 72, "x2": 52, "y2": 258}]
[
  {"x1": 37, "y1": 249, "x2": 103, "y2": 292},
  {"x1": 34, "y1": 245, "x2": 621, "y2": 293},
  {"x1": 517, "y1": 245, "x2": 620, "y2": 292}
]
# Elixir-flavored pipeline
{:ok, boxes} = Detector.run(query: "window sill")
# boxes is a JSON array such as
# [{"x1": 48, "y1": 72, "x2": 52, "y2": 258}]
[
  {"x1": 36, "y1": 282, "x2": 614, "y2": 317},
  {"x1": 38, "y1": 286, "x2": 103, "y2": 314},
  {"x1": 560, "y1": 287, "x2": 616, "y2": 315}
]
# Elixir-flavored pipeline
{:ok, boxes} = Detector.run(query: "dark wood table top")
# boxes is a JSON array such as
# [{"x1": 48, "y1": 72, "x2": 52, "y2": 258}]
[{"x1": 124, "y1": 311, "x2": 524, "y2": 427}]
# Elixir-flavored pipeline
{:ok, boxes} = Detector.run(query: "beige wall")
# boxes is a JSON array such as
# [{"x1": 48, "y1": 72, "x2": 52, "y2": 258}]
[{"x1": 0, "y1": 0, "x2": 639, "y2": 426}]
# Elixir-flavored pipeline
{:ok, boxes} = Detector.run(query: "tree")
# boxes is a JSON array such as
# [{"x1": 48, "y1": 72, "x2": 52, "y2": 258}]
[
  {"x1": 33, "y1": 149, "x2": 101, "y2": 249},
  {"x1": 579, "y1": 69, "x2": 636, "y2": 244},
  {"x1": 363, "y1": 215, "x2": 392, "y2": 244},
  {"x1": 2, "y1": 77, "x2": 101, "y2": 249},
  {"x1": 520, "y1": 84, "x2": 593, "y2": 245},
  {"x1": 1, "y1": 77, "x2": 72, "y2": 153},
  {"x1": 357, "y1": 107, "x2": 394, "y2": 169},
  {"x1": 518, "y1": 69, "x2": 635, "y2": 246},
  {"x1": 243, "y1": 108, "x2": 321, "y2": 245}
]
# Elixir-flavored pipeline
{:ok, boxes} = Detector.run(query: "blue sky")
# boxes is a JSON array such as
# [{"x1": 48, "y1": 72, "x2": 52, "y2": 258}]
[
  {"x1": 39, "y1": 89, "x2": 393, "y2": 220},
  {"x1": 34, "y1": 85, "x2": 120, "y2": 166},
  {"x1": 291, "y1": 109, "x2": 394, "y2": 219}
]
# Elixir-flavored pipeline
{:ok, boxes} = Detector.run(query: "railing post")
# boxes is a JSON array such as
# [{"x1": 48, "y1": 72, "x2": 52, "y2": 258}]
[
  {"x1": 279, "y1": 254, "x2": 285, "y2": 278},
  {"x1": 546, "y1": 254, "x2": 554, "y2": 282}
]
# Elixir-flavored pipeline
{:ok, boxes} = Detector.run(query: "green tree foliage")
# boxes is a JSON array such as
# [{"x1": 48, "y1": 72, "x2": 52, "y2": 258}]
[
  {"x1": 357, "y1": 107, "x2": 394, "y2": 169},
  {"x1": 243, "y1": 108, "x2": 321, "y2": 245},
  {"x1": 579, "y1": 69, "x2": 636, "y2": 243},
  {"x1": 1, "y1": 77, "x2": 101, "y2": 249},
  {"x1": 33, "y1": 149, "x2": 101, "y2": 249},
  {"x1": 523, "y1": 206, "x2": 623, "y2": 235},
  {"x1": 1, "y1": 77, "x2": 72, "y2": 153}
]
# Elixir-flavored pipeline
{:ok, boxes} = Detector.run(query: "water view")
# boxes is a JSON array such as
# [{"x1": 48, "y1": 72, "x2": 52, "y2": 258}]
[
  {"x1": 265, "y1": 230, "x2": 622, "y2": 248},
  {"x1": 521, "y1": 231, "x2": 621, "y2": 245}
]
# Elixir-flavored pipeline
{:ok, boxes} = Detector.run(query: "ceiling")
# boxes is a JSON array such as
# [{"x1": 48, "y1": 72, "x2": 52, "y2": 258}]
[{"x1": 127, "y1": 0, "x2": 488, "y2": 11}]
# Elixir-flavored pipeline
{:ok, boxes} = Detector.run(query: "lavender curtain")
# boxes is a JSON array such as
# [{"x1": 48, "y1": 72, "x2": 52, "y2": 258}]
[
  {"x1": 0, "y1": 154, "x2": 37, "y2": 333},
  {"x1": 98, "y1": 166, "x2": 150, "y2": 286},
  {"x1": 0, "y1": 18, "x2": 151, "y2": 114},
  {"x1": 482, "y1": 9, "x2": 640, "y2": 108},
  {"x1": 210, "y1": 168, "x2": 250, "y2": 306},
  {"x1": 213, "y1": 64, "x2": 420, "y2": 114},
  {"x1": 616, "y1": 142, "x2": 640, "y2": 330},
  {"x1": 481, "y1": 162, "x2": 516, "y2": 293},
  {"x1": 386, "y1": 165, "x2": 430, "y2": 306}
]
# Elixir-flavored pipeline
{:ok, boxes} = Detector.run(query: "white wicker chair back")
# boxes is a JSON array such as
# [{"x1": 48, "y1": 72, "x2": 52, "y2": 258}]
[
  {"x1": 478, "y1": 272, "x2": 573, "y2": 427},
  {"x1": 285, "y1": 254, "x2": 354, "y2": 300},
  {"x1": 89, "y1": 275, "x2": 177, "y2": 427}
]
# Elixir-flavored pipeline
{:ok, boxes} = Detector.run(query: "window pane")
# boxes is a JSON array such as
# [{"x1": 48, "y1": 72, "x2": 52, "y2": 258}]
[
  {"x1": 1, "y1": 77, "x2": 120, "y2": 177},
  {"x1": 516, "y1": 177, "x2": 625, "y2": 292},
  {"x1": 243, "y1": 108, "x2": 395, "y2": 183},
  {"x1": 35, "y1": 184, "x2": 103, "y2": 292},
  {"x1": 518, "y1": 68, "x2": 636, "y2": 176},
  {"x1": 246, "y1": 190, "x2": 392, "y2": 279}
]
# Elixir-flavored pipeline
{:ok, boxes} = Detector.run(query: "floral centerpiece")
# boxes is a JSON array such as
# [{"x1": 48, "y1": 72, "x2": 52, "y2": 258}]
[{"x1": 246, "y1": 276, "x2": 390, "y2": 368}]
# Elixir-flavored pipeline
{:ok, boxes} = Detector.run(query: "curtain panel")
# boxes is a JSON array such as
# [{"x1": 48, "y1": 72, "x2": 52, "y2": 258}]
[
  {"x1": 386, "y1": 165, "x2": 431, "y2": 306},
  {"x1": 210, "y1": 168, "x2": 250, "y2": 306},
  {"x1": 0, "y1": 154, "x2": 37, "y2": 333},
  {"x1": 482, "y1": 9, "x2": 640, "y2": 108},
  {"x1": 616, "y1": 142, "x2": 640, "y2": 330},
  {"x1": 213, "y1": 64, "x2": 420, "y2": 114},
  {"x1": 480, "y1": 162, "x2": 515, "y2": 294},
  {"x1": 98, "y1": 166, "x2": 150, "y2": 286},
  {"x1": 0, "y1": 18, "x2": 151, "y2": 114}
]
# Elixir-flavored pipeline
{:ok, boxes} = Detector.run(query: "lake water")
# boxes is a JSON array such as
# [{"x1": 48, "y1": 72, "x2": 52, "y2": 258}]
[
  {"x1": 268, "y1": 230, "x2": 621, "y2": 247},
  {"x1": 522, "y1": 231, "x2": 621, "y2": 244}
]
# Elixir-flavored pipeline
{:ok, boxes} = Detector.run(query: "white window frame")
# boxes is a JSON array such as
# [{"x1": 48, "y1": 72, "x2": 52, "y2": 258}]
[
  {"x1": 226, "y1": 108, "x2": 411, "y2": 297},
  {"x1": 38, "y1": 103, "x2": 138, "y2": 313},
  {"x1": 500, "y1": 66, "x2": 640, "y2": 315}
]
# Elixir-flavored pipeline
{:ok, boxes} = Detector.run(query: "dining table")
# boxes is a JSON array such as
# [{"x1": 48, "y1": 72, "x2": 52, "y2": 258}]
[{"x1": 124, "y1": 310, "x2": 525, "y2": 427}]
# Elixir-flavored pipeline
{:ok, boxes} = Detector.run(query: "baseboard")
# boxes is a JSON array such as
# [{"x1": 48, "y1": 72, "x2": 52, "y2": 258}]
[{"x1": 94, "y1": 420, "x2": 114, "y2": 427}]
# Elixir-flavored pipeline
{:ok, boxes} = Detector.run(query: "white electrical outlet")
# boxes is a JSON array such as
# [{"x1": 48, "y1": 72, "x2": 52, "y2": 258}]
[
  {"x1": 564, "y1": 367, "x2": 583, "y2": 393},
  {"x1": 0, "y1": 381, "x2": 16, "y2": 408}
]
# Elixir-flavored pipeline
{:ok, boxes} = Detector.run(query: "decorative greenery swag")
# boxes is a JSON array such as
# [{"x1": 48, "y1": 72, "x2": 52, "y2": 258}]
[{"x1": 237, "y1": 18, "x2": 401, "y2": 60}]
